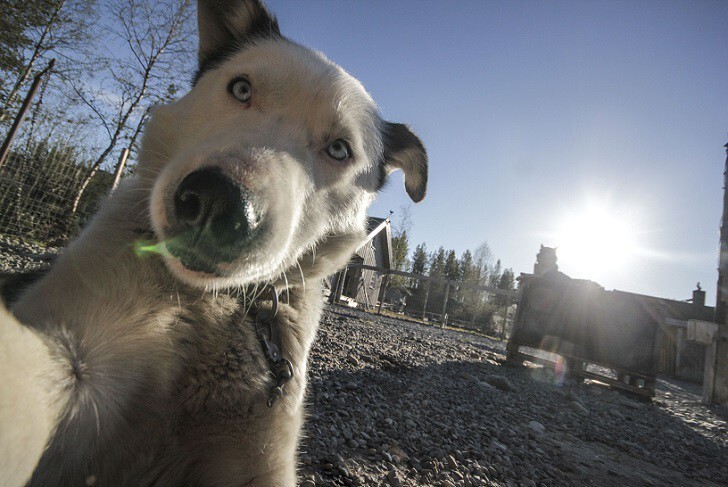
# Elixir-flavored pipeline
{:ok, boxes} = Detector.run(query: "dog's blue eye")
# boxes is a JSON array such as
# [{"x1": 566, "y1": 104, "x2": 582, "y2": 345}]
[
  {"x1": 228, "y1": 77, "x2": 252, "y2": 103},
  {"x1": 326, "y1": 139, "x2": 351, "y2": 161}
]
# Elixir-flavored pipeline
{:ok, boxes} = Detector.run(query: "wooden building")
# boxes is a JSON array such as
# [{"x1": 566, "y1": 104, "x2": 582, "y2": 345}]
[
  {"x1": 329, "y1": 217, "x2": 392, "y2": 308},
  {"x1": 510, "y1": 247, "x2": 716, "y2": 398},
  {"x1": 645, "y1": 287, "x2": 714, "y2": 382}
]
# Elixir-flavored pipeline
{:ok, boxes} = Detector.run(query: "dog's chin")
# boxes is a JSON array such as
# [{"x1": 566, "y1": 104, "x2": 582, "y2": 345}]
[
  {"x1": 161, "y1": 247, "x2": 287, "y2": 290},
  {"x1": 164, "y1": 256, "x2": 227, "y2": 287}
]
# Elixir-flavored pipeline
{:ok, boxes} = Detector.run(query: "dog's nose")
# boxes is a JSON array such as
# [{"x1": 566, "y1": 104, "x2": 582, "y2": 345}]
[{"x1": 173, "y1": 167, "x2": 258, "y2": 248}]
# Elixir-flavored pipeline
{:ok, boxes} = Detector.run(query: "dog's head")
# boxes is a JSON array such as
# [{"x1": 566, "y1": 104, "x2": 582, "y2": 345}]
[{"x1": 140, "y1": 0, "x2": 427, "y2": 289}]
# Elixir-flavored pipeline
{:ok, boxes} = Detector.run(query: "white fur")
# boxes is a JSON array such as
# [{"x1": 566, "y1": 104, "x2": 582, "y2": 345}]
[{"x1": 145, "y1": 40, "x2": 381, "y2": 289}]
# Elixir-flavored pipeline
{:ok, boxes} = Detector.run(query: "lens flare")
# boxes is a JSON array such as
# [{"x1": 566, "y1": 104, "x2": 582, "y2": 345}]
[{"x1": 554, "y1": 198, "x2": 641, "y2": 281}]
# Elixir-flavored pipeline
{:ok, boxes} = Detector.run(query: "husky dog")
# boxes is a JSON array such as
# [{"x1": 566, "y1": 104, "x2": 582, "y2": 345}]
[{"x1": 0, "y1": 1, "x2": 427, "y2": 485}]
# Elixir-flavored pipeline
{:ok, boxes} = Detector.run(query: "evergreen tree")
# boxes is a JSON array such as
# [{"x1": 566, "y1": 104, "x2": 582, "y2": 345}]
[
  {"x1": 426, "y1": 247, "x2": 446, "y2": 314},
  {"x1": 459, "y1": 250, "x2": 474, "y2": 284},
  {"x1": 488, "y1": 259, "x2": 502, "y2": 290},
  {"x1": 443, "y1": 249, "x2": 461, "y2": 317},
  {"x1": 391, "y1": 229, "x2": 409, "y2": 273},
  {"x1": 411, "y1": 242, "x2": 428, "y2": 277},
  {"x1": 406, "y1": 242, "x2": 429, "y2": 315},
  {"x1": 444, "y1": 250, "x2": 461, "y2": 282},
  {"x1": 459, "y1": 249, "x2": 480, "y2": 321},
  {"x1": 429, "y1": 247, "x2": 446, "y2": 278},
  {"x1": 495, "y1": 268, "x2": 516, "y2": 307},
  {"x1": 498, "y1": 268, "x2": 515, "y2": 291}
]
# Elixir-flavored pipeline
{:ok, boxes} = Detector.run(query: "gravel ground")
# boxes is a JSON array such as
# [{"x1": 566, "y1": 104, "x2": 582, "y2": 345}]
[
  {"x1": 300, "y1": 306, "x2": 728, "y2": 487},
  {"x1": 0, "y1": 236, "x2": 59, "y2": 274},
  {"x1": 3, "y1": 237, "x2": 727, "y2": 486}
]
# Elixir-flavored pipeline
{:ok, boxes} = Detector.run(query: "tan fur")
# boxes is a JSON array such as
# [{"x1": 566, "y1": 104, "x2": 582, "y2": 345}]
[{"x1": 0, "y1": 1, "x2": 427, "y2": 485}]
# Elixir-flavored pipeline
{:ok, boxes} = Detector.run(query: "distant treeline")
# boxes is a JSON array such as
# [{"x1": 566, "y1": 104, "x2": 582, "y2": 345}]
[{"x1": 391, "y1": 226, "x2": 515, "y2": 330}]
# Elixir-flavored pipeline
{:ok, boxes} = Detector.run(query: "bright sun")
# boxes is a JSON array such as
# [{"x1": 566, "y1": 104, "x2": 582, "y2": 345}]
[{"x1": 554, "y1": 201, "x2": 640, "y2": 280}]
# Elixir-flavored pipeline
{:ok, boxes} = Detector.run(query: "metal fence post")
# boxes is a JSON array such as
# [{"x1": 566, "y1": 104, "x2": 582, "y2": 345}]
[{"x1": 441, "y1": 282, "x2": 451, "y2": 326}]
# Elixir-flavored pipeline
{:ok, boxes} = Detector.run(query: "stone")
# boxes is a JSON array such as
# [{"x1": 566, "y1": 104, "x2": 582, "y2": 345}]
[
  {"x1": 567, "y1": 401, "x2": 589, "y2": 416},
  {"x1": 485, "y1": 375, "x2": 514, "y2": 392},
  {"x1": 527, "y1": 420, "x2": 546, "y2": 433},
  {"x1": 476, "y1": 381, "x2": 498, "y2": 392}
]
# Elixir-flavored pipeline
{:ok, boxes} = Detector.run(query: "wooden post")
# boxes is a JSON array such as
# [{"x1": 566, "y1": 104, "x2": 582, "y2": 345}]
[
  {"x1": 336, "y1": 267, "x2": 347, "y2": 302},
  {"x1": 500, "y1": 304, "x2": 509, "y2": 340},
  {"x1": 328, "y1": 268, "x2": 347, "y2": 305},
  {"x1": 422, "y1": 281, "x2": 430, "y2": 320},
  {"x1": 377, "y1": 271, "x2": 390, "y2": 315},
  {"x1": 441, "y1": 282, "x2": 451, "y2": 326},
  {"x1": 0, "y1": 59, "x2": 55, "y2": 170},
  {"x1": 111, "y1": 147, "x2": 130, "y2": 191},
  {"x1": 506, "y1": 281, "x2": 527, "y2": 365},
  {"x1": 328, "y1": 270, "x2": 340, "y2": 304},
  {"x1": 702, "y1": 339, "x2": 715, "y2": 403}
]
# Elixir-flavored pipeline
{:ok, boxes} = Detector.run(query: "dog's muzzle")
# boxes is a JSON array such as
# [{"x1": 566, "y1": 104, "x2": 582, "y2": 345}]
[{"x1": 166, "y1": 167, "x2": 261, "y2": 272}]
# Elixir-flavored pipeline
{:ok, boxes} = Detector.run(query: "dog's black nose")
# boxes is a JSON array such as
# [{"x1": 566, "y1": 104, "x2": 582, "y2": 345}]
[{"x1": 172, "y1": 167, "x2": 258, "y2": 249}]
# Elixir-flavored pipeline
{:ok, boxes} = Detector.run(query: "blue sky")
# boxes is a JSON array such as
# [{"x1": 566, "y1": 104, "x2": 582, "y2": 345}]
[{"x1": 270, "y1": 0, "x2": 728, "y2": 301}]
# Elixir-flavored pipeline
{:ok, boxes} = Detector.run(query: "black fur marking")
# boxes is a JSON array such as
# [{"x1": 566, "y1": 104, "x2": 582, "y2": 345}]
[
  {"x1": 377, "y1": 158, "x2": 387, "y2": 191},
  {"x1": 380, "y1": 121, "x2": 428, "y2": 202},
  {"x1": 194, "y1": 1, "x2": 282, "y2": 85},
  {"x1": 193, "y1": 33, "x2": 283, "y2": 85}
]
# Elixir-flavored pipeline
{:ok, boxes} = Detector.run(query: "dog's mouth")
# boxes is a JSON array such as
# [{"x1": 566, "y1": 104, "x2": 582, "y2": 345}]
[
  {"x1": 164, "y1": 240, "x2": 222, "y2": 275},
  {"x1": 151, "y1": 166, "x2": 270, "y2": 281},
  {"x1": 134, "y1": 235, "x2": 229, "y2": 278}
]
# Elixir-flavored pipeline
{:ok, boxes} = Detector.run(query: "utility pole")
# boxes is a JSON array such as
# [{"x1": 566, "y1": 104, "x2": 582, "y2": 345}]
[
  {"x1": 717, "y1": 141, "x2": 728, "y2": 326},
  {"x1": 706, "y1": 139, "x2": 728, "y2": 405}
]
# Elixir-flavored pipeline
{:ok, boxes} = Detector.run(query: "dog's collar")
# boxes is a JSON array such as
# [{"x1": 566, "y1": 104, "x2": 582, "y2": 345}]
[{"x1": 251, "y1": 286, "x2": 294, "y2": 407}]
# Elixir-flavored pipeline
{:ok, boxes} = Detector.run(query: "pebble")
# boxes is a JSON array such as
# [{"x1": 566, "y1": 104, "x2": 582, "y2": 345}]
[
  {"x1": 485, "y1": 375, "x2": 515, "y2": 392},
  {"x1": 567, "y1": 400, "x2": 589, "y2": 416}
]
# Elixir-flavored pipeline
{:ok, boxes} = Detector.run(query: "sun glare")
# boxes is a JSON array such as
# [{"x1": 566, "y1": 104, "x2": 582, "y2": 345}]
[{"x1": 554, "y1": 201, "x2": 640, "y2": 280}]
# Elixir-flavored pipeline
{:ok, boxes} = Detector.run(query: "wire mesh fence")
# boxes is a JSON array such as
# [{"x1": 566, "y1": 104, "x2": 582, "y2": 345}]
[{"x1": 0, "y1": 138, "x2": 114, "y2": 245}]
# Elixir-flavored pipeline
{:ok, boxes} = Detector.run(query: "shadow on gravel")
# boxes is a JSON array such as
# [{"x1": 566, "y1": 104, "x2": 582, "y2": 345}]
[
  {"x1": 301, "y1": 358, "x2": 728, "y2": 486},
  {"x1": 706, "y1": 404, "x2": 728, "y2": 423}
]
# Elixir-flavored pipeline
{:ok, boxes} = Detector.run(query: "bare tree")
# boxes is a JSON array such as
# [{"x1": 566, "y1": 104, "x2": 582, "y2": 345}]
[
  {"x1": 473, "y1": 241, "x2": 494, "y2": 285},
  {"x1": 70, "y1": 0, "x2": 194, "y2": 214},
  {"x1": 0, "y1": 0, "x2": 97, "y2": 124}
]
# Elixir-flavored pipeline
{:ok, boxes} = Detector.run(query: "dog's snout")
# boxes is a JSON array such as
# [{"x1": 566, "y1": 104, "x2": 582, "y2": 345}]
[
  {"x1": 174, "y1": 168, "x2": 237, "y2": 230},
  {"x1": 171, "y1": 167, "x2": 259, "y2": 256}
]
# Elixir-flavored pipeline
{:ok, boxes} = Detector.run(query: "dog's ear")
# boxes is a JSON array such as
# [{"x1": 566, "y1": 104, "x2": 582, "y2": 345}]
[
  {"x1": 382, "y1": 122, "x2": 428, "y2": 203},
  {"x1": 197, "y1": 0, "x2": 280, "y2": 72}
]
